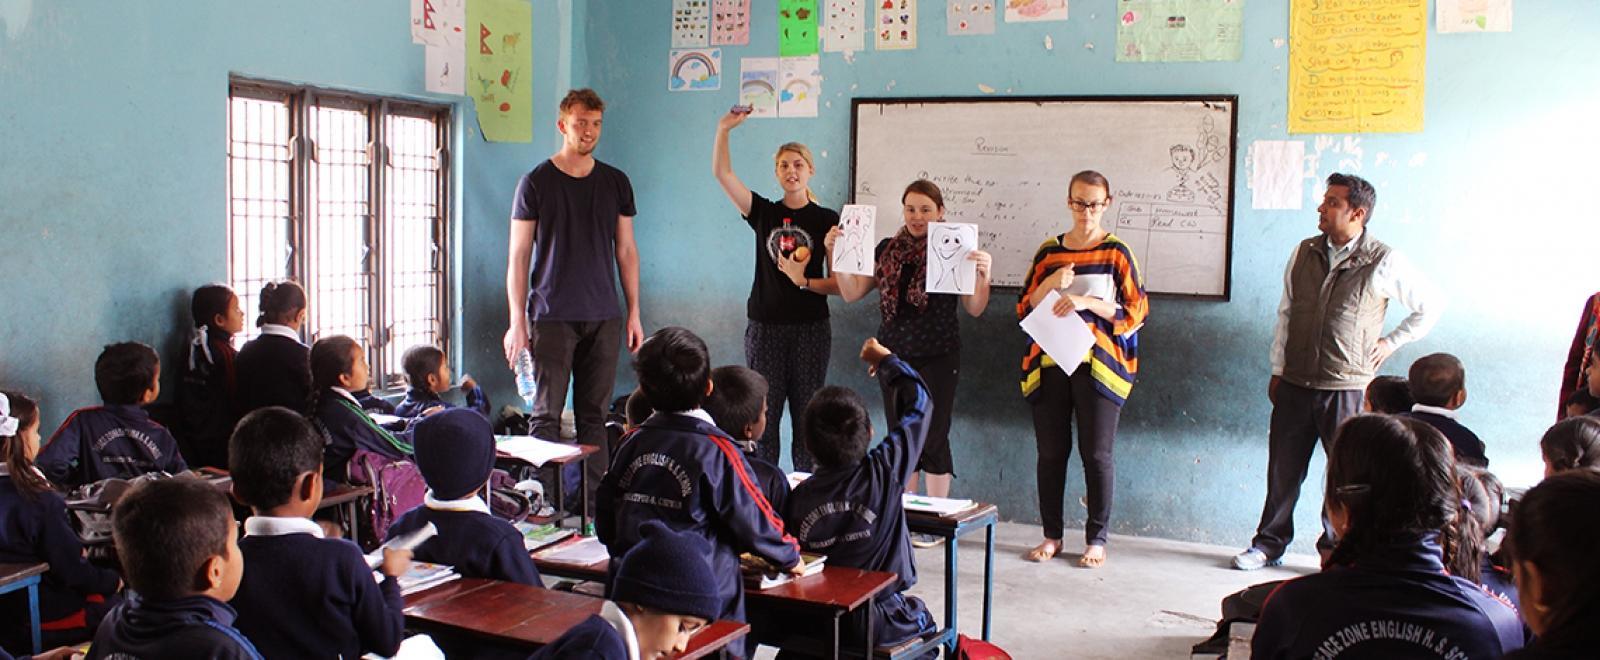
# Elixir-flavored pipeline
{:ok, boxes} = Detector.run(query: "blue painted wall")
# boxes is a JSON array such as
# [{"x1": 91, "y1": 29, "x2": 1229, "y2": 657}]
[{"x1": 582, "y1": 2, "x2": 1600, "y2": 551}]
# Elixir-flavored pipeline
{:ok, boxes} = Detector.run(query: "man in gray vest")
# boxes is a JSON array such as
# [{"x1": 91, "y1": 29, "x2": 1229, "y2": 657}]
[{"x1": 1234, "y1": 173, "x2": 1443, "y2": 570}]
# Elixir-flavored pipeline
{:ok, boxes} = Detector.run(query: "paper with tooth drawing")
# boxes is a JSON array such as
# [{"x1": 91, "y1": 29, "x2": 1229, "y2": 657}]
[
  {"x1": 1020, "y1": 290, "x2": 1097, "y2": 374},
  {"x1": 832, "y1": 205, "x2": 876, "y2": 275},
  {"x1": 925, "y1": 223, "x2": 978, "y2": 294}
]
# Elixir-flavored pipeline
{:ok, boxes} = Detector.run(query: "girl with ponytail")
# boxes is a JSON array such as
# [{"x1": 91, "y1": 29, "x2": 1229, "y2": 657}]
[{"x1": 235, "y1": 280, "x2": 312, "y2": 414}]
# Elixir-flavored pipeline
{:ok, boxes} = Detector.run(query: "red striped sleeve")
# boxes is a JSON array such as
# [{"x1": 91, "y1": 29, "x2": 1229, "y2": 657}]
[{"x1": 706, "y1": 434, "x2": 800, "y2": 550}]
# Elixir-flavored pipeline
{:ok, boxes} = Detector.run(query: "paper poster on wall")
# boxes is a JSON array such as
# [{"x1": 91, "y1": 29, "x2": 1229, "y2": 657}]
[
  {"x1": 778, "y1": 56, "x2": 821, "y2": 118},
  {"x1": 1004, "y1": 0, "x2": 1067, "y2": 23},
  {"x1": 467, "y1": 0, "x2": 532, "y2": 143},
  {"x1": 1437, "y1": 0, "x2": 1512, "y2": 33},
  {"x1": 780, "y1": 0, "x2": 821, "y2": 56},
  {"x1": 668, "y1": 48, "x2": 722, "y2": 91},
  {"x1": 1249, "y1": 140, "x2": 1306, "y2": 210},
  {"x1": 832, "y1": 205, "x2": 877, "y2": 275},
  {"x1": 876, "y1": 0, "x2": 918, "y2": 50},
  {"x1": 740, "y1": 58, "x2": 780, "y2": 118},
  {"x1": 672, "y1": 0, "x2": 712, "y2": 48},
  {"x1": 412, "y1": 0, "x2": 465, "y2": 46},
  {"x1": 425, "y1": 43, "x2": 466, "y2": 95},
  {"x1": 1289, "y1": 0, "x2": 1426, "y2": 134},
  {"x1": 823, "y1": 0, "x2": 867, "y2": 52},
  {"x1": 1115, "y1": 0, "x2": 1243, "y2": 62},
  {"x1": 712, "y1": 0, "x2": 751, "y2": 45},
  {"x1": 948, "y1": 1, "x2": 996, "y2": 36},
  {"x1": 925, "y1": 223, "x2": 978, "y2": 294}
]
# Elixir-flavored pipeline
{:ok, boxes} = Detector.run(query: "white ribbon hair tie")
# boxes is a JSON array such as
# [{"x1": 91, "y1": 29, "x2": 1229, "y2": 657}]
[{"x1": 0, "y1": 393, "x2": 18, "y2": 437}]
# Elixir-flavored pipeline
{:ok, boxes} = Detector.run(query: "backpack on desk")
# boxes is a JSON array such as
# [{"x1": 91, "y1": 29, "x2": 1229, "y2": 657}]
[{"x1": 346, "y1": 449, "x2": 427, "y2": 548}]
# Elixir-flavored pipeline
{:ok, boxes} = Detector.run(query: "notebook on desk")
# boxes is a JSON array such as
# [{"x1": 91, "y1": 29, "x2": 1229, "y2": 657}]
[
  {"x1": 495, "y1": 435, "x2": 582, "y2": 466},
  {"x1": 902, "y1": 495, "x2": 977, "y2": 516},
  {"x1": 741, "y1": 552, "x2": 826, "y2": 590}
]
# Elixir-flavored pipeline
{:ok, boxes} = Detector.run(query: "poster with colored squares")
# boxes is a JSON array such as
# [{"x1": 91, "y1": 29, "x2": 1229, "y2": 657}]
[
  {"x1": 778, "y1": 56, "x2": 820, "y2": 118},
  {"x1": 672, "y1": 0, "x2": 711, "y2": 48},
  {"x1": 712, "y1": 0, "x2": 751, "y2": 45},
  {"x1": 876, "y1": 0, "x2": 917, "y2": 50},
  {"x1": 779, "y1": 0, "x2": 820, "y2": 57},
  {"x1": 739, "y1": 58, "x2": 780, "y2": 118},
  {"x1": 1004, "y1": 0, "x2": 1067, "y2": 22},
  {"x1": 824, "y1": 0, "x2": 867, "y2": 53},
  {"x1": 467, "y1": 0, "x2": 532, "y2": 142},
  {"x1": 668, "y1": 48, "x2": 722, "y2": 91},
  {"x1": 948, "y1": 0, "x2": 996, "y2": 35}
]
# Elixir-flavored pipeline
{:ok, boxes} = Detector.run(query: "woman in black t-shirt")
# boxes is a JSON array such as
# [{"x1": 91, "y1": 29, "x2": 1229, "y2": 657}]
[
  {"x1": 712, "y1": 108, "x2": 840, "y2": 472},
  {"x1": 830, "y1": 180, "x2": 992, "y2": 518}
]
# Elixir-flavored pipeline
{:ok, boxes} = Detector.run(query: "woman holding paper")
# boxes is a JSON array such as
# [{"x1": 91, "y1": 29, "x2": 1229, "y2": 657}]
[
  {"x1": 828, "y1": 180, "x2": 992, "y2": 528},
  {"x1": 1017, "y1": 170, "x2": 1148, "y2": 568}
]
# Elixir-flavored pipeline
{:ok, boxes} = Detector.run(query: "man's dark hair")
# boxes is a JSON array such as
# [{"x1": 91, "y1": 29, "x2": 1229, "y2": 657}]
[
  {"x1": 113, "y1": 479, "x2": 235, "y2": 601},
  {"x1": 1327, "y1": 172, "x2": 1377, "y2": 223},
  {"x1": 632, "y1": 327, "x2": 710, "y2": 413},
  {"x1": 229, "y1": 407, "x2": 325, "y2": 510},
  {"x1": 1409, "y1": 353, "x2": 1465, "y2": 408},
  {"x1": 95, "y1": 342, "x2": 159, "y2": 405},
  {"x1": 803, "y1": 386, "x2": 872, "y2": 469},
  {"x1": 706, "y1": 366, "x2": 768, "y2": 440},
  {"x1": 559, "y1": 88, "x2": 605, "y2": 116},
  {"x1": 402, "y1": 345, "x2": 446, "y2": 392}
]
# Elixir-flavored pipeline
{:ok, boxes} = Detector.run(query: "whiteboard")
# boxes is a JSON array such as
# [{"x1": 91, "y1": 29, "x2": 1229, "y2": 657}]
[{"x1": 850, "y1": 96, "x2": 1237, "y2": 299}]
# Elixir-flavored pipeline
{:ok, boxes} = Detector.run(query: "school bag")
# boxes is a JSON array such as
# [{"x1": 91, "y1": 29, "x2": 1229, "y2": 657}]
[
  {"x1": 956, "y1": 634, "x2": 1012, "y2": 660},
  {"x1": 345, "y1": 449, "x2": 427, "y2": 549}
]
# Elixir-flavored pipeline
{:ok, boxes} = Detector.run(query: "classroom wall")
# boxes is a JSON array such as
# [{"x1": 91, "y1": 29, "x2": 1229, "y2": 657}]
[
  {"x1": 582, "y1": 2, "x2": 1600, "y2": 551},
  {"x1": 0, "y1": 0, "x2": 575, "y2": 433}
]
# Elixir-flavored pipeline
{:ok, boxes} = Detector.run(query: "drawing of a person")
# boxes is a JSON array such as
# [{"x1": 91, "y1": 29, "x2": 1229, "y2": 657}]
[
  {"x1": 1167, "y1": 144, "x2": 1197, "y2": 203},
  {"x1": 932, "y1": 227, "x2": 967, "y2": 291},
  {"x1": 835, "y1": 210, "x2": 870, "y2": 273}
]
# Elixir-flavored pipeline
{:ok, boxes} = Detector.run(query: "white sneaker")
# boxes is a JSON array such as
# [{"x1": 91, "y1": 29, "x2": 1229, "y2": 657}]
[{"x1": 1231, "y1": 548, "x2": 1282, "y2": 571}]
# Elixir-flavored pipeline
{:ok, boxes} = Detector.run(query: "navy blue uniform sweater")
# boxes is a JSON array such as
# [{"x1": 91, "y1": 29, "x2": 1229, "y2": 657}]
[
  {"x1": 1402, "y1": 409, "x2": 1489, "y2": 468},
  {"x1": 234, "y1": 333, "x2": 311, "y2": 415},
  {"x1": 745, "y1": 452, "x2": 789, "y2": 516},
  {"x1": 351, "y1": 389, "x2": 396, "y2": 415},
  {"x1": 311, "y1": 390, "x2": 412, "y2": 482},
  {"x1": 86, "y1": 593, "x2": 261, "y2": 660},
  {"x1": 177, "y1": 333, "x2": 240, "y2": 469},
  {"x1": 386, "y1": 506, "x2": 542, "y2": 586},
  {"x1": 0, "y1": 473, "x2": 120, "y2": 627},
  {"x1": 394, "y1": 386, "x2": 489, "y2": 419},
  {"x1": 232, "y1": 531, "x2": 406, "y2": 659},
  {"x1": 36, "y1": 405, "x2": 187, "y2": 488},
  {"x1": 526, "y1": 613, "x2": 628, "y2": 660}
]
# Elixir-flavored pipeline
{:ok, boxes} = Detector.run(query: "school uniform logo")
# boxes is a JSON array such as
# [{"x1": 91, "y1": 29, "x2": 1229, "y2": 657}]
[
  {"x1": 796, "y1": 501, "x2": 876, "y2": 549},
  {"x1": 617, "y1": 452, "x2": 693, "y2": 510},
  {"x1": 1313, "y1": 620, "x2": 1466, "y2": 659}
]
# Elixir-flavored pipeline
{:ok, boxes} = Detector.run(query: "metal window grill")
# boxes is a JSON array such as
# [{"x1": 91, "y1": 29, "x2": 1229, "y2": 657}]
[
  {"x1": 226, "y1": 90, "x2": 295, "y2": 348},
  {"x1": 381, "y1": 110, "x2": 450, "y2": 388}
]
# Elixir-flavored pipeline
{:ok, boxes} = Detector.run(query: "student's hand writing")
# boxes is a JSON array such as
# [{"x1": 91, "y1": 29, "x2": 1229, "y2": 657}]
[
  {"x1": 380, "y1": 547, "x2": 414, "y2": 578},
  {"x1": 825, "y1": 226, "x2": 842, "y2": 253},
  {"x1": 460, "y1": 374, "x2": 478, "y2": 391},
  {"x1": 860, "y1": 337, "x2": 892, "y2": 374},
  {"x1": 718, "y1": 109, "x2": 749, "y2": 132},
  {"x1": 778, "y1": 252, "x2": 809, "y2": 287},
  {"x1": 1051, "y1": 293, "x2": 1078, "y2": 317},
  {"x1": 969, "y1": 249, "x2": 992, "y2": 280}
]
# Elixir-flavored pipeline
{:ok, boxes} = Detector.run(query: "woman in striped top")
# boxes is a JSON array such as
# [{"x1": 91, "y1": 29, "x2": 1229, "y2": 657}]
[{"x1": 1018, "y1": 170, "x2": 1149, "y2": 568}]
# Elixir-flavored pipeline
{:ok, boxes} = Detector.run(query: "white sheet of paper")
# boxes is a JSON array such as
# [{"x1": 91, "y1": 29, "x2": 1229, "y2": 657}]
[
  {"x1": 832, "y1": 205, "x2": 877, "y2": 275},
  {"x1": 1250, "y1": 140, "x2": 1305, "y2": 210},
  {"x1": 925, "y1": 223, "x2": 978, "y2": 295},
  {"x1": 823, "y1": 0, "x2": 867, "y2": 53},
  {"x1": 538, "y1": 536, "x2": 610, "y2": 565},
  {"x1": 739, "y1": 58, "x2": 780, "y2": 118},
  {"x1": 411, "y1": 0, "x2": 465, "y2": 47},
  {"x1": 425, "y1": 43, "x2": 465, "y2": 95},
  {"x1": 1437, "y1": 0, "x2": 1512, "y2": 33},
  {"x1": 494, "y1": 435, "x2": 581, "y2": 466},
  {"x1": 1019, "y1": 290, "x2": 1098, "y2": 374},
  {"x1": 777, "y1": 56, "x2": 820, "y2": 118}
]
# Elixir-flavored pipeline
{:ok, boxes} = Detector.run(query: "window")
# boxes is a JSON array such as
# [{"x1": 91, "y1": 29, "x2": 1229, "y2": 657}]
[{"x1": 227, "y1": 79, "x2": 451, "y2": 389}]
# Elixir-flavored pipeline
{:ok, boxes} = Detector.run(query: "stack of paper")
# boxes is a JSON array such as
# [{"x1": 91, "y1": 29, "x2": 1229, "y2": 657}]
[
  {"x1": 495, "y1": 435, "x2": 581, "y2": 466},
  {"x1": 741, "y1": 552, "x2": 826, "y2": 590},
  {"x1": 368, "y1": 559, "x2": 459, "y2": 595},
  {"x1": 902, "y1": 494, "x2": 977, "y2": 516},
  {"x1": 534, "y1": 536, "x2": 610, "y2": 566},
  {"x1": 515, "y1": 522, "x2": 575, "y2": 552},
  {"x1": 786, "y1": 472, "x2": 812, "y2": 489}
]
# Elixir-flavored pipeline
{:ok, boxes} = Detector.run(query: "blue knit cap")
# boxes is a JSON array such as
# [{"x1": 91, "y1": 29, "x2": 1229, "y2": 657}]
[
  {"x1": 611, "y1": 521, "x2": 721, "y2": 622},
  {"x1": 413, "y1": 408, "x2": 496, "y2": 500}
]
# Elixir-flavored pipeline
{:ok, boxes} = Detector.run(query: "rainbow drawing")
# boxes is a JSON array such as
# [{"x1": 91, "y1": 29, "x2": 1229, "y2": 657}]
[{"x1": 669, "y1": 48, "x2": 722, "y2": 91}]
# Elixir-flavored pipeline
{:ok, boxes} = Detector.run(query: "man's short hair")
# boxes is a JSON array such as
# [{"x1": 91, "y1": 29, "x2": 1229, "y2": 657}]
[
  {"x1": 705, "y1": 366, "x2": 768, "y2": 440},
  {"x1": 803, "y1": 386, "x2": 872, "y2": 469},
  {"x1": 1327, "y1": 172, "x2": 1377, "y2": 223},
  {"x1": 559, "y1": 88, "x2": 605, "y2": 116},
  {"x1": 113, "y1": 479, "x2": 235, "y2": 601},
  {"x1": 229, "y1": 407, "x2": 325, "y2": 510},
  {"x1": 1409, "y1": 353, "x2": 1466, "y2": 408},
  {"x1": 96, "y1": 342, "x2": 159, "y2": 405},
  {"x1": 632, "y1": 327, "x2": 710, "y2": 413}
]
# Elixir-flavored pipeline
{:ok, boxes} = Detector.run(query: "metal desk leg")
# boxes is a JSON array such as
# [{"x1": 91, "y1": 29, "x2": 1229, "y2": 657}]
[
  {"x1": 552, "y1": 463, "x2": 567, "y2": 527},
  {"x1": 831, "y1": 613, "x2": 842, "y2": 660},
  {"x1": 580, "y1": 457, "x2": 590, "y2": 534},
  {"x1": 944, "y1": 530, "x2": 959, "y2": 653},
  {"x1": 863, "y1": 600, "x2": 874, "y2": 660},
  {"x1": 28, "y1": 580, "x2": 40, "y2": 654},
  {"x1": 982, "y1": 522, "x2": 995, "y2": 641}
]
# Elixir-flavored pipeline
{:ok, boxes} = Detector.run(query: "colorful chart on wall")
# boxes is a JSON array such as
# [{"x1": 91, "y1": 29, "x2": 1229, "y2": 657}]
[
  {"x1": 778, "y1": 56, "x2": 821, "y2": 118},
  {"x1": 779, "y1": 0, "x2": 821, "y2": 56},
  {"x1": 1437, "y1": 0, "x2": 1512, "y2": 33},
  {"x1": 1289, "y1": 0, "x2": 1426, "y2": 133},
  {"x1": 948, "y1": 0, "x2": 997, "y2": 35},
  {"x1": 412, "y1": 0, "x2": 465, "y2": 46},
  {"x1": 740, "y1": 58, "x2": 780, "y2": 118},
  {"x1": 876, "y1": 0, "x2": 918, "y2": 50},
  {"x1": 1115, "y1": 0, "x2": 1243, "y2": 62},
  {"x1": 824, "y1": 0, "x2": 867, "y2": 52},
  {"x1": 672, "y1": 0, "x2": 711, "y2": 47},
  {"x1": 467, "y1": 0, "x2": 532, "y2": 142},
  {"x1": 669, "y1": 48, "x2": 722, "y2": 91},
  {"x1": 712, "y1": 0, "x2": 751, "y2": 45},
  {"x1": 1004, "y1": 0, "x2": 1067, "y2": 22}
]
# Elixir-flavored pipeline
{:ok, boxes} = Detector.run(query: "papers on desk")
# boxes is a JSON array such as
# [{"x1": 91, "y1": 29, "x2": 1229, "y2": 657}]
[
  {"x1": 786, "y1": 471, "x2": 811, "y2": 489},
  {"x1": 1019, "y1": 290, "x2": 1098, "y2": 375},
  {"x1": 902, "y1": 494, "x2": 977, "y2": 516},
  {"x1": 495, "y1": 435, "x2": 581, "y2": 467},
  {"x1": 741, "y1": 552, "x2": 826, "y2": 590},
  {"x1": 515, "y1": 522, "x2": 575, "y2": 552},
  {"x1": 367, "y1": 559, "x2": 460, "y2": 595},
  {"x1": 533, "y1": 535, "x2": 610, "y2": 566}
]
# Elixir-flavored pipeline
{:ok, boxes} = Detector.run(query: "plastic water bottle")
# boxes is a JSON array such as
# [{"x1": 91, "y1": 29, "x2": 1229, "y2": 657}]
[{"x1": 514, "y1": 347, "x2": 538, "y2": 412}]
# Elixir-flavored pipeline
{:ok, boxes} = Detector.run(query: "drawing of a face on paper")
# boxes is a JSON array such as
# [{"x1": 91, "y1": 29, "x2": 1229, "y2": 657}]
[
  {"x1": 832, "y1": 205, "x2": 876, "y2": 276},
  {"x1": 926, "y1": 222, "x2": 978, "y2": 295}
]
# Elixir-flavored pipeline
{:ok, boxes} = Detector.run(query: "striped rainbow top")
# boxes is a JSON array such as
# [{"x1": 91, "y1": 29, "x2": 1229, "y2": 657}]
[{"x1": 1017, "y1": 233, "x2": 1149, "y2": 406}]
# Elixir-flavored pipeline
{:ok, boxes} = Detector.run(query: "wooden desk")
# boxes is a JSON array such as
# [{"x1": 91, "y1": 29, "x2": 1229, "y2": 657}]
[
  {"x1": 497, "y1": 444, "x2": 600, "y2": 533},
  {"x1": 319, "y1": 483, "x2": 375, "y2": 541},
  {"x1": 402, "y1": 578, "x2": 749, "y2": 658},
  {"x1": 0, "y1": 562, "x2": 49, "y2": 654},
  {"x1": 907, "y1": 502, "x2": 999, "y2": 653}
]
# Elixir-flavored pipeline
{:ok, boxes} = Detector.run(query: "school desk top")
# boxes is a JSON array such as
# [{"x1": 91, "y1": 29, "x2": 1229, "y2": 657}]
[{"x1": 532, "y1": 551, "x2": 897, "y2": 614}]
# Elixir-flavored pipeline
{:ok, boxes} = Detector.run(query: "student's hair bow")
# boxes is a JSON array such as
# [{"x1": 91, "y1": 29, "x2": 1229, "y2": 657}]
[{"x1": 0, "y1": 393, "x2": 18, "y2": 437}]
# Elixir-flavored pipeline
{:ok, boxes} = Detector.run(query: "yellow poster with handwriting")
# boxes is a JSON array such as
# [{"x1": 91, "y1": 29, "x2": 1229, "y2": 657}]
[
  {"x1": 467, "y1": 0, "x2": 532, "y2": 142},
  {"x1": 1289, "y1": 0, "x2": 1426, "y2": 134}
]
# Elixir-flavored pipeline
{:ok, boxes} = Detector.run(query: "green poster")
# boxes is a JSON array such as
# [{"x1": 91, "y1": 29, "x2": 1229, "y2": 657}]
[
  {"x1": 467, "y1": 0, "x2": 533, "y2": 142},
  {"x1": 779, "y1": 0, "x2": 819, "y2": 57},
  {"x1": 1115, "y1": 0, "x2": 1245, "y2": 63}
]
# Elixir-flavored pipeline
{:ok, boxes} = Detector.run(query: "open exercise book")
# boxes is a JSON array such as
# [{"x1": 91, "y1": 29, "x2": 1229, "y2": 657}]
[
  {"x1": 532, "y1": 535, "x2": 611, "y2": 566},
  {"x1": 495, "y1": 434, "x2": 582, "y2": 466},
  {"x1": 741, "y1": 552, "x2": 827, "y2": 590},
  {"x1": 787, "y1": 472, "x2": 978, "y2": 516},
  {"x1": 366, "y1": 558, "x2": 459, "y2": 595},
  {"x1": 515, "y1": 522, "x2": 576, "y2": 552}
]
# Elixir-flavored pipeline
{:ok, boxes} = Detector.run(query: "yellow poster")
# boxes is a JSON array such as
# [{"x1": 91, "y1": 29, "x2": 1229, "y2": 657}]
[
  {"x1": 467, "y1": 0, "x2": 532, "y2": 142},
  {"x1": 1289, "y1": 0, "x2": 1426, "y2": 134}
]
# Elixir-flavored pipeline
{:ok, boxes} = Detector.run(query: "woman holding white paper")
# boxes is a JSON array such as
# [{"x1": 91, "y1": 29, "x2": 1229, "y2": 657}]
[
  {"x1": 829, "y1": 180, "x2": 991, "y2": 535},
  {"x1": 1017, "y1": 170, "x2": 1149, "y2": 568}
]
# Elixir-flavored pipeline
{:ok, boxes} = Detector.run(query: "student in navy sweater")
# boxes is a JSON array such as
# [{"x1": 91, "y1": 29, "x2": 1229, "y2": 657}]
[
  {"x1": 597, "y1": 327, "x2": 802, "y2": 650},
  {"x1": 0, "y1": 392, "x2": 121, "y2": 650},
  {"x1": 1402, "y1": 353, "x2": 1489, "y2": 468},
  {"x1": 624, "y1": 388, "x2": 651, "y2": 430},
  {"x1": 309, "y1": 336, "x2": 414, "y2": 481},
  {"x1": 1537, "y1": 416, "x2": 1600, "y2": 477},
  {"x1": 1505, "y1": 470, "x2": 1600, "y2": 659},
  {"x1": 227, "y1": 406, "x2": 410, "y2": 659},
  {"x1": 1363, "y1": 375, "x2": 1414, "y2": 414},
  {"x1": 705, "y1": 365, "x2": 789, "y2": 512},
  {"x1": 234, "y1": 281, "x2": 312, "y2": 415},
  {"x1": 1458, "y1": 467, "x2": 1518, "y2": 610},
  {"x1": 784, "y1": 338, "x2": 938, "y2": 656},
  {"x1": 88, "y1": 479, "x2": 260, "y2": 660},
  {"x1": 177, "y1": 284, "x2": 245, "y2": 469},
  {"x1": 36, "y1": 342, "x2": 188, "y2": 488},
  {"x1": 393, "y1": 345, "x2": 489, "y2": 419},
  {"x1": 1252, "y1": 415, "x2": 1524, "y2": 659}
]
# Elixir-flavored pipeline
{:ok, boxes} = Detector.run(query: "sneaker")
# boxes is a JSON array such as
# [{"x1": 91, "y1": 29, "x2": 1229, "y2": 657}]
[
  {"x1": 1231, "y1": 548, "x2": 1283, "y2": 571},
  {"x1": 910, "y1": 533, "x2": 944, "y2": 548}
]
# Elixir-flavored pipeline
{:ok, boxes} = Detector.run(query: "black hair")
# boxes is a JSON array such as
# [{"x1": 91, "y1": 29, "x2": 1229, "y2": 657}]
[
  {"x1": 309, "y1": 336, "x2": 362, "y2": 413},
  {"x1": 95, "y1": 342, "x2": 159, "y2": 405},
  {"x1": 803, "y1": 386, "x2": 872, "y2": 469},
  {"x1": 625, "y1": 387, "x2": 652, "y2": 427},
  {"x1": 1446, "y1": 466, "x2": 1507, "y2": 583},
  {"x1": 256, "y1": 280, "x2": 307, "y2": 328},
  {"x1": 705, "y1": 366, "x2": 768, "y2": 441},
  {"x1": 1408, "y1": 353, "x2": 1465, "y2": 408},
  {"x1": 229, "y1": 407, "x2": 324, "y2": 510},
  {"x1": 1364, "y1": 376, "x2": 1414, "y2": 414},
  {"x1": 402, "y1": 345, "x2": 446, "y2": 393},
  {"x1": 1324, "y1": 415, "x2": 1461, "y2": 570},
  {"x1": 0, "y1": 391, "x2": 50, "y2": 501},
  {"x1": 112, "y1": 478, "x2": 235, "y2": 602},
  {"x1": 190, "y1": 284, "x2": 237, "y2": 333},
  {"x1": 1326, "y1": 172, "x2": 1377, "y2": 223},
  {"x1": 1540, "y1": 416, "x2": 1600, "y2": 472},
  {"x1": 632, "y1": 327, "x2": 710, "y2": 413},
  {"x1": 1507, "y1": 469, "x2": 1600, "y2": 643}
]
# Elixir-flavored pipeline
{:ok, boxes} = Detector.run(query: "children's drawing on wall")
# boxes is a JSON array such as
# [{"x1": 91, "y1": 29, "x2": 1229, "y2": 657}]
[
  {"x1": 669, "y1": 48, "x2": 722, "y2": 91},
  {"x1": 672, "y1": 0, "x2": 711, "y2": 48},
  {"x1": 876, "y1": 0, "x2": 918, "y2": 50},
  {"x1": 712, "y1": 0, "x2": 751, "y2": 45},
  {"x1": 1164, "y1": 115, "x2": 1227, "y2": 209},
  {"x1": 779, "y1": 0, "x2": 821, "y2": 57},
  {"x1": 1437, "y1": 0, "x2": 1512, "y2": 33},
  {"x1": 948, "y1": 0, "x2": 997, "y2": 35},
  {"x1": 824, "y1": 0, "x2": 867, "y2": 52},
  {"x1": 926, "y1": 223, "x2": 978, "y2": 294},
  {"x1": 739, "y1": 58, "x2": 780, "y2": 117},
  {"x1": 1004, "y1": 0, "x2": 1067, "y2": 23},
  {"x1": 832, "y1": 205, "x2": 877, "y2": 275},
  {"x1": 778, "y1": 55, "x2": 820, "y2": 117}
]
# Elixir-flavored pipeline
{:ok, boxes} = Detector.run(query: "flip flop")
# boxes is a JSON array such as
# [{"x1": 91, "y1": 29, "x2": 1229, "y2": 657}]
[
  {"x1": 1078, "y1": 545, "x2": 1107, "y2": 568},
  {"x1": 1024, "y1": 539, "x2": 1062, "y2": 563}
]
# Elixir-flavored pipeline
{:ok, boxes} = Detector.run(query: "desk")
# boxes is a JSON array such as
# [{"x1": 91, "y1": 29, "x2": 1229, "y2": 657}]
[
  {"x1": 402, "y1": 578, "x2": 749, "y2": 658},
  {"x1": 498, "y1": 444, "x2": 599, "y2": 533},
  {"x1": 0, "y1": 563, "x2": 48, "y2": 654},
  {"x1": 320, "y1": 483, "x2": 376, "y2": 540},
  {"x1": 907, "y1": 502, "x2": 999, "y2": 653}
]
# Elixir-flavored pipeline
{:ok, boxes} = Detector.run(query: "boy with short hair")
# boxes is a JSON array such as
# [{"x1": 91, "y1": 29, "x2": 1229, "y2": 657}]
[
  {"x1": 87, "y1": 478, "x2": 259, "y2": 659},
  {"x1": 37, "y1": 342, "x2": 188, "y2": 488},
  {"x1": 394, "y1": 345, "x2": 489, "y2": 418},
  {"x1": 597, "y1": 327, "x2": 801, "y2": 646},
  {"x1": 1403, "y1": 352, "x2": 1489, "y2": 467},
  {"x1": 1363, "y1": 375, "x2": 1413, "y2": 414},
  {"x1": 705, "y1": 365, "x2": 789, "y2": 512},
  {"x1": 227, "y1": 407, "x2": 410, "y2": 659},
  {"x1": 784, "y1": 338, "x2": 938, "y2": 656},
  {"x1": 624, "y1": 387, "x2": 651, "y2": 430}
]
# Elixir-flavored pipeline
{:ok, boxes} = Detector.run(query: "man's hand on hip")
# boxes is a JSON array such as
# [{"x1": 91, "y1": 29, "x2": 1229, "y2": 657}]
[{"x1": 1369, "y1": 338, "x2": 1396, "y2": 371}]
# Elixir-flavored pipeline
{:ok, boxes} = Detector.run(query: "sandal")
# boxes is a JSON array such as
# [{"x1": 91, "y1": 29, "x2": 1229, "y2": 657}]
[
  {"x1": 1024, "y1": 539, "x2": 1062, "y2": 563},
  {"x1": 1078, "y1": 544, "x2": 1107, "y2": 568}
]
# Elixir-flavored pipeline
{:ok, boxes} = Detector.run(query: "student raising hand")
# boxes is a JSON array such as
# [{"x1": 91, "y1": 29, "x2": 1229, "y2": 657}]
[{"x1": 861, "y1": 337, "x2": 892, "y2": 374}]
